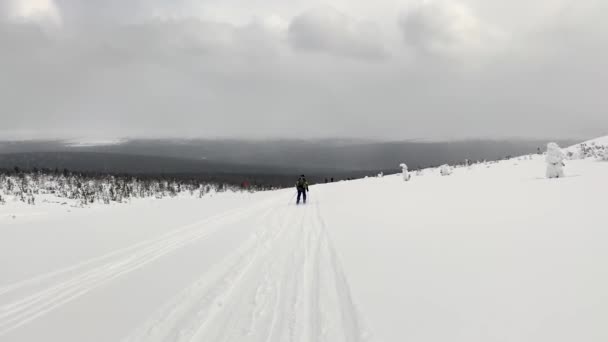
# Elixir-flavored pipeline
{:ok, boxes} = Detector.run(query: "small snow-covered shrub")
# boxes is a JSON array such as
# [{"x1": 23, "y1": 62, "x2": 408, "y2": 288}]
[
  {"x1": 377, "y1": 172, "x2": 384, "y2": 178},
  {"x1": 576, "y1": 144, "x2": 592, "y2": 159},
  {"x1": 546, "y1": 142, "x2": 565, "y2": 178},
  {"x1": 602, "y1": 149, "x2": 608, "y2": 161},
  {"x1": 399, "y1": 163, "x2": 411, "y2": 181},
  {"x1": 440, "y1": 164, "x2": 452, "y2": 176}
]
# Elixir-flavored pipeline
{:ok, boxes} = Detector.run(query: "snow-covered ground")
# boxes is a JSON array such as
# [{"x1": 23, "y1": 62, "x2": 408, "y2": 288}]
[{"x1": 1, "y1": 142, "x2": 607, "y2": 341}]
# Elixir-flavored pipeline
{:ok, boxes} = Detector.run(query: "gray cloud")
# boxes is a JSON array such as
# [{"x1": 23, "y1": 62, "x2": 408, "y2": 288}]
[
  {"x1": 288, "y1": 7, "x2": 387, "y2": 61},
  {"x1": 0, "y1": 2, "x2": 11, "y2": 19},
  {"x1": 0, "y1": 0, "x2": 607, "y2": 141},
  {"x1": 398, "y1": 0, "x2": 500, "y2": 57},
  {"x1": 0, "y1": 14, "x2": 286, "y2": 139},
  {"x1": 52, "y1": 0, "x2": 193, "y2": 26}
]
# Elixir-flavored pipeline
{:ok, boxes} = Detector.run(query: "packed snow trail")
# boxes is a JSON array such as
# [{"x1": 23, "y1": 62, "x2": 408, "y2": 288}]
[
  {"x1": 0, "y1": 197, "x2": 279, "y2": 336},
  {"x1": 0, "y1": 191, "x2": 370, "y2": 342},
  {"x1": 124, "y1": 199, "x2": 370, "y2": 342}
]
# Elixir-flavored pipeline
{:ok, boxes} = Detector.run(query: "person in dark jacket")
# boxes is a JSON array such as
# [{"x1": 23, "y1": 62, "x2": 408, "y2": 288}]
[{"x1": 295, "y1": 175, "x2": 309, "y2": 204}]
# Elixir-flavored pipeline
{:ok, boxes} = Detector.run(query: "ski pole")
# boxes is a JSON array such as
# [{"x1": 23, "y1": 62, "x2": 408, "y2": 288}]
[{"x1": 287, "y1": 192, "x2": 296, "y2": 205}]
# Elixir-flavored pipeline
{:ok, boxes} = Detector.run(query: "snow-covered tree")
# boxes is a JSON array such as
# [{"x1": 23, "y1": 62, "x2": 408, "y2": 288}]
[
  {"x1": 546, "y1": 142, "x2": 565, "y2": 178},
  {"x1": 399, "y1": 163, "x2": 411, "y2": 181},
  {"x1": 440, "y1": 164, "x2": 452, "y2": 176}
]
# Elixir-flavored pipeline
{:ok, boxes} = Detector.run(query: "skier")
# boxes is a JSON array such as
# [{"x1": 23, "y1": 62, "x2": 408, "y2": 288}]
[{"x1": 295, "y1": 175, "x2": 309, "y2": 205}]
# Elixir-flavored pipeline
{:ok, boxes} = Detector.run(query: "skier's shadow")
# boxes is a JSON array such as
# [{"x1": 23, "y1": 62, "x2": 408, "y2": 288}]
[
  {"x1": 530, "y1": 174, "x2": 582, "y2": 181},
  {"x1": 287, "y1": 202, "x2": 318, "y2": 206}
]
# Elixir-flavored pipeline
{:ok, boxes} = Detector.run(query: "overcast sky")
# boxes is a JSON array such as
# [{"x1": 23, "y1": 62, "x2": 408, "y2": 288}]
[{"x1": 0, "y1": 0, "x2": 606, "y2": 141}]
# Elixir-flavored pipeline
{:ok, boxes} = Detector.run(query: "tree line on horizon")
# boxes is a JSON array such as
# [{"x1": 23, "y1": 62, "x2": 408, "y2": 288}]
[{"x1": 0, "y1": 167, "x2": 279, "y2": 207}]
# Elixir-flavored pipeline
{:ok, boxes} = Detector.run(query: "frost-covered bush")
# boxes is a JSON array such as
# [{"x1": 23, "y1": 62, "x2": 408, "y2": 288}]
[
  {"x1": 377, "y1": 172, "x2": 384, "y2": 178},
  {"x1": 571, "y1": 142, "x2": 608, "y2": 160},
  {"x1": 440, "y1": 164, "x2": 452, "y2": 176},
  {"x1": 399, "y1": 163, "x2": 411, "y2": 181},
  {"x1": 602, "y1": 149, "x2": 608, "y2": 161},
  {"x1": 570, "y1": 144, "x2": 589, "y2": 159},
  {"x1": 0, "y1": 170, "x2": 263, "y2": 206},
  {"x1": 546, "y1": 142, "x2": 565, "y2": 178}
]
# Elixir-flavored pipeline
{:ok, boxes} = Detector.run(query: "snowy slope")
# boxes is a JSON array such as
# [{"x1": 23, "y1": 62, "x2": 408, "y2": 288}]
[
  {"x1": 1, "y1": 140, "x2": 607, "y2": 342},
  {"x1": 318, "y1": 153, "x2": 608, "y2": 341},
  {"x1": 566, "y1": 135, "x2": 608, "y2": 154},
  {"x1": 574, "y1": 135, "x2": 608, "y2": 146}
]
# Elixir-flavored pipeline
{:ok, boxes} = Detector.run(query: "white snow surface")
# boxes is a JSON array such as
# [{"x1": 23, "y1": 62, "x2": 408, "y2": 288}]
[{"x1": 1, "y1": 145, "x2": 608, "y2": 341}]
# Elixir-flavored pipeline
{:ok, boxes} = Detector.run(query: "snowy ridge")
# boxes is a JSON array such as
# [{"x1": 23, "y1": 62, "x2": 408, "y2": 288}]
[
  {"x1": 563, "y1": 135, "x2": 608, "y2": 160},
  {"x1": 571, "y1": 135, "x2": 608, "y2": 147},
  {"x1": 566, "y1": 135, "x2": 608, "y2": 152}
]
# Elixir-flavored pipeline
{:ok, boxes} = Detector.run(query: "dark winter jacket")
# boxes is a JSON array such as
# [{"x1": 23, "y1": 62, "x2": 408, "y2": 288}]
[{"x1": 296, "y1": 178, "x2": 309, "y2": 191}]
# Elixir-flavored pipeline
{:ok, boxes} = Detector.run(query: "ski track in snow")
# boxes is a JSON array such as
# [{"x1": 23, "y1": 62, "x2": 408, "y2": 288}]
[
  {"x1": 0, "y1": 198, "x2": 278, "y2": 337},
  {"x1": 0, "y1": 192, "x2": 371, "y2": 341},
  {"x1": 124, "y1": 196, "x2": 371, "y2": 342}
]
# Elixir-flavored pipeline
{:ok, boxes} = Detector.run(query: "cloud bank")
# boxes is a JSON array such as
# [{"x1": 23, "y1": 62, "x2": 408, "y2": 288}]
[
  {"x1": 288, "y1": 6, "x2": 386, "y2": 60},
  {"x1": 0, "y1": 0, "x2": 607, "y2": 141}
]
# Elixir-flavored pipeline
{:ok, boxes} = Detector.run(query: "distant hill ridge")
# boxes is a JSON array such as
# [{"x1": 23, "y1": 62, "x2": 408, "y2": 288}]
[{"x1": 0, "y1": 138, "x2": 579, "y2": 174}]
